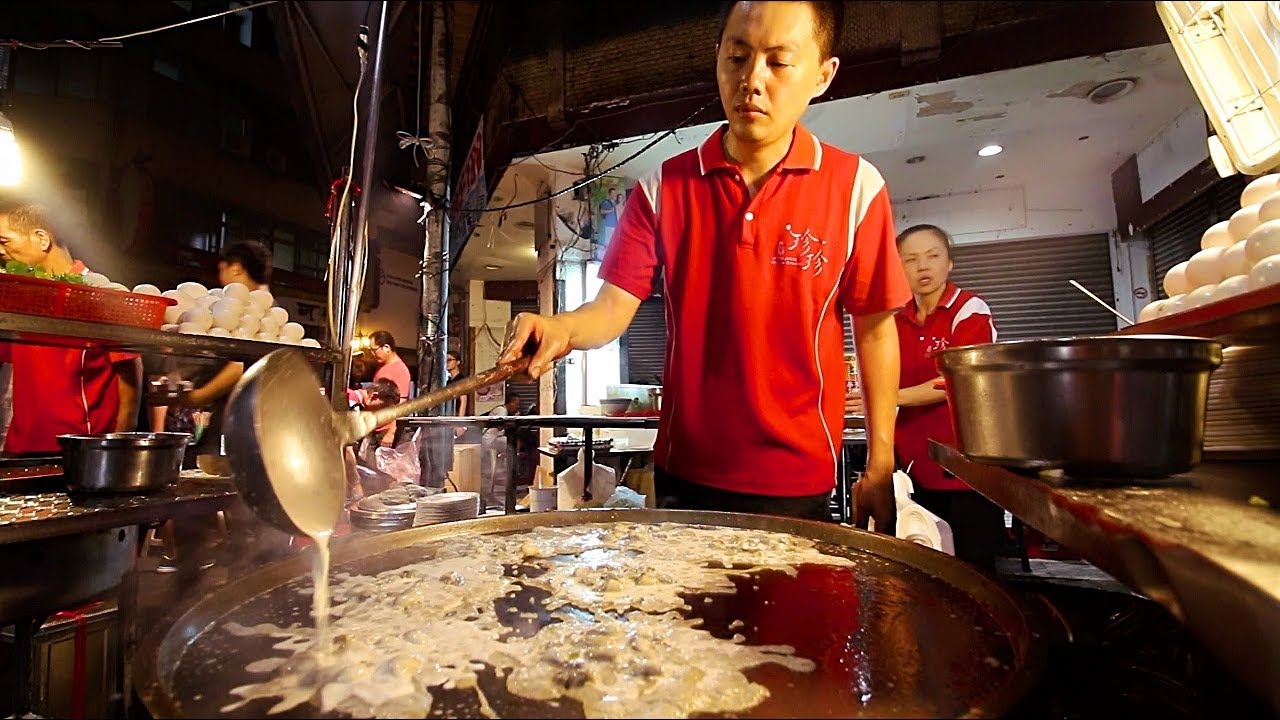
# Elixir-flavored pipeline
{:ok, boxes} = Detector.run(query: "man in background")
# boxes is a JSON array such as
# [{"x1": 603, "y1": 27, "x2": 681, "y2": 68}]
[{"x1": 0, "y1": 203, "x2": 141, "y2": 454}]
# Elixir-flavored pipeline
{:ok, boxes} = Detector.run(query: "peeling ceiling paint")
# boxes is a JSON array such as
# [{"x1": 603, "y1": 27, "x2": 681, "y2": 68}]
[{"x1": 915, "y1": 90, "x2": 976, "y2": 117}]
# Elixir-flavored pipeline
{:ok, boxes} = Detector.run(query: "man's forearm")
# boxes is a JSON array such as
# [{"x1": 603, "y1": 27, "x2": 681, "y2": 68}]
[
  {"x1": 115, "y1": 358, "x2": 142, "y2": 431},
  {"x1": 562, "y1": 285, "x2": 641, "y2": 350},
  {"x1": 852, "y1": 311, "x2": 900, "y2": 469},
  {"x1": 899, "y1": 377, "x2": 947, "y2": 408},
  {"x1": 187, "y1": 362, "x2": 245, "y2": 407}
]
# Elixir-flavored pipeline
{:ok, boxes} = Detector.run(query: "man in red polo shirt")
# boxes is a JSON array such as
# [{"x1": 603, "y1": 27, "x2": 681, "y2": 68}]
[
  {"x1": 502, "y1": 1, "x2": 910, "y2": 527},
  {"x1": 0, "y1": 203, "x2": 141, "y2": 454},
  {"x1": 855, "y1": 223, "x2": 1004, "y2": 569}
]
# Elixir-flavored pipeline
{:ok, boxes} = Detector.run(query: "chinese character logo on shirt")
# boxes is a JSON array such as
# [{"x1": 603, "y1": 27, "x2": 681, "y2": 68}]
[{"x1": 773, "y1": 224, "x2": 828, "y2": 275}]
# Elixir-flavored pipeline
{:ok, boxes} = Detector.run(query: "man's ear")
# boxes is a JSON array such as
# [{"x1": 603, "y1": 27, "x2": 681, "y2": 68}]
[
  {"x1": 813, "y1": 56, "x2": 839, "y2": 100},
  {"x1": 33, "y1": 229, "x2": 52, "y2": 254}
]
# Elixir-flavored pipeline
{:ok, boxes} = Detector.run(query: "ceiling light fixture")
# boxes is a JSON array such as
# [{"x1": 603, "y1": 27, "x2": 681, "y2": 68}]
[
  {"x1": 0, "y1": 112, "x2": 23, "y2": 186},
  {"x1": 978, "y1": 144, "x2": 1003, "y2": 157},
  {"x1": 484, "y1": 264, "x2": 502, "y2": 271},
  {"x1": 906, "y1": 155, "x2": 926, "y2": 164},
  {"x1": 1086, "y1": 78, "x2": 1137, "y2": 105}
]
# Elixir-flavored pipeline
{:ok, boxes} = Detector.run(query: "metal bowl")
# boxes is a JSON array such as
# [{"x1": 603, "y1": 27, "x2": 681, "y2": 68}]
[
  {"x1": 936, "y1": 334, "x2": 1223, "y2": 477},
  {"x1": 58, "y1": 432, "x2": 192, "y2": 494}
]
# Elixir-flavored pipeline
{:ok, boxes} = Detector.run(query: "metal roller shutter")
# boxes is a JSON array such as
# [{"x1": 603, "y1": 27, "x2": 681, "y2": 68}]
[
  {"x1": 949, "y1": 234, "x2": 1117, "y2": 340},
  {"x1": 624, "y1": 297, "x2": 667, "y2": 385},
  {"x1": 1148, "y1": 174, "x2": 1247, "y2": 299},
  {"x1": 508, "y1": 299, "x2": 541, "y2": 412}
]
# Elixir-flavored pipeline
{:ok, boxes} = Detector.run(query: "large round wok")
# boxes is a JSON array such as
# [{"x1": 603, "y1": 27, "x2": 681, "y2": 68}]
[{"x1": 136, "y1": 509, "x2": 1047, "y2": 718}]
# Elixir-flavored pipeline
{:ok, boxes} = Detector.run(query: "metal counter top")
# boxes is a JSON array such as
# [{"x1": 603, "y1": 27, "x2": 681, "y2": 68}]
[{"x1": 0, "y1": 478, "x2": 238, "y2": 545}]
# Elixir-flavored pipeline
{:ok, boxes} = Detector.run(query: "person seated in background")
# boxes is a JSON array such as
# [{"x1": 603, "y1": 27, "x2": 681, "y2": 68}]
[
  {"x1": 343, "y1": 378, "x2": 405, "y2": 503},
  {"x1": 0, "y1": 203, "x2": 141, "y2": 454}
]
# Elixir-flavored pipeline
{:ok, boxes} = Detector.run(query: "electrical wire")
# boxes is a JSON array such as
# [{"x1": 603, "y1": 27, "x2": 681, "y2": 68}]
[
  {"x1": 8, "y1": 0, "x2": 279, "y2": 48},
  {"x1": 455, "y1": 96, "x2": 719, "y2": 216},
  {"x1": 326, "y1": 27, "x2": 370, "y2": 344}
]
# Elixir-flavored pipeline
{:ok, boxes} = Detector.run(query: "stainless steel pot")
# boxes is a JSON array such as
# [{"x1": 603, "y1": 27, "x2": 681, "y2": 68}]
[
  {"x1": 58, "y1": 432, "x2": 192, "y2": 493},
  {"x1": 936, "y1": 335, "x2": 1223, "y2": 477}
]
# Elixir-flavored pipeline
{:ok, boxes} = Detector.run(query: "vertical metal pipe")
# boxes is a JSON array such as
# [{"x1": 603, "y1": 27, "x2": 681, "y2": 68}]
[
  {"x1": 335, "y1": 0, "x2": 389, "y2": 401},
  {"x1": 420, "y1": 0, "x2": 451, "y2": 397}
]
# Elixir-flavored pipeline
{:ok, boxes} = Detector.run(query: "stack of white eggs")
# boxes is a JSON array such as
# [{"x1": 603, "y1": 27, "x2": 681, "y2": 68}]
[
  {"x1": 147, "y1": 281, "x2": 321, "y2": 347},
  {"x1": 1139, "y1": 173, "x2": 1280, "y2": 322}
]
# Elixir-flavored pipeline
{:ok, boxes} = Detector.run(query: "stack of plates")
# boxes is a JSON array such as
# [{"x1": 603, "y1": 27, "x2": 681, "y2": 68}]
[{"x1": 414, "y1": 491, "x2": 481, "y2": 526}]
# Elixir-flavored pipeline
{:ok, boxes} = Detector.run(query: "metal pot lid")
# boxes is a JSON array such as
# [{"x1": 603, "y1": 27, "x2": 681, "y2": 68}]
[
  {"x1": 936, "y1": 334, "x2": 1224, "y2": 370},
  {"x1": 136, "y1": 510, "x2": 1047, "y2": 719}
]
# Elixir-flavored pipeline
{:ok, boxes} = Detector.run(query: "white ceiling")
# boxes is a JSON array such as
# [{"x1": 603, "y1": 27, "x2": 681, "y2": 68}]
[{"x1": 458, "y1": 43, "x2": 1200, "y2": 282}]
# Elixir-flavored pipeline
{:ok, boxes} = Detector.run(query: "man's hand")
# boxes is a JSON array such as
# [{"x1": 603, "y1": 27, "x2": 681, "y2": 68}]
[
  {"x1": 500, "y1": 312, "x2": 573, "y2": 380},
  {"x1": 853, "y1": 458, "x2": 896, "y2": 534}
]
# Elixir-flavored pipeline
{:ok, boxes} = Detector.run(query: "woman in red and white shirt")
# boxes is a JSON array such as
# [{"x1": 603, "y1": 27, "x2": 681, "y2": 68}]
[{"x1": 852, "y1": 224, "x2": 1004, "y2": 571}]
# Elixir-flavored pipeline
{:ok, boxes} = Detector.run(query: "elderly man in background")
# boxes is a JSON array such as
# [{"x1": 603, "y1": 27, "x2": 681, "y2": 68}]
[{"x1": 0, "y1": 203, "x2": 141, "y2": 454}]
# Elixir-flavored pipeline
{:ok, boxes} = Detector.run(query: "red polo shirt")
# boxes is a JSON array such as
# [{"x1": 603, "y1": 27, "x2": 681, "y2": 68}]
[
  {"x1": 600, "y1": 124, "x2": 910, "y2": 497},
  {"x1": 894, "y1": 283, "x2": 996, "y2": 490},
  {"x1": 0, "y1": 261, "x2": 137, "y2": 455}
]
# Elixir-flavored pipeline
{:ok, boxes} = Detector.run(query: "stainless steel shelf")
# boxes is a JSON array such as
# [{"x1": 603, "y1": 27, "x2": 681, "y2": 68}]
[
  {"x1": 0, "y1": 311, "x2": 340, "y2": 363},
  {"x1": 930, "y1": 441, "x2": 1280, "y2": 713}
]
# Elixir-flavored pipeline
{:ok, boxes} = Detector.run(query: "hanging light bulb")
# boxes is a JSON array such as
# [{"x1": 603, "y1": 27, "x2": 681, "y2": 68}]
[{"x1": 0, "y1": 112, "x2": 21, "y2": 186}]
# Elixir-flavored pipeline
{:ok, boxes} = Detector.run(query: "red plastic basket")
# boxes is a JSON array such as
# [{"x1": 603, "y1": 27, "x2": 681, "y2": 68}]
[{"x1": 0, "y1": 273, "x2": 176, "y2": 329}]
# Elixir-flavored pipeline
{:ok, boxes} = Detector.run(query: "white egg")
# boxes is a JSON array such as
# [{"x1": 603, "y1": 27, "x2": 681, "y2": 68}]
[
  {"x1": 1159, "y1": 294, "x2": 1187, "y2": 317},
  {"x1": 1229, "y1": 204, "x2": 1264, "y2": 243},
  {"x1": 1248, "y1": 253, "x2": 1280, "y2": 289},
  {"x1": 160, "y1": 323, "x2": 180, "y2": 333},
  {"x1": 1137, "y1": 299, "x2": 1164, "y2": 323},
  {"x1": 1200, "y1": 221, "x2": 1233, "y2": 250},
  {"x1": 255, "y1": 330, "x2": 279, "y2": 342},
  {"x1": 1184, "y1": 283, "x2": 1218, "y2": 310},
  {"x1": 210, "y1": 300, "x2": 241, "y2": 330},
  {"x1": 82, "y1": 272, "x2": 111, "y2": 288},
  {"x1": 161, "y1": 289, "x2": 193, "y2": 308},
  {"x1": 178, "y1": 308, "x2": 213, "y2": 332},
  {"x1": 1186, "y1": 246, "x2": 1227, "y2": 288},
  {"x1": 279, "y1": 322, "x2": 305, "y2": 342},
  {"x1": 132, "y1": 283, "x2": 162, "y2": 296},
  {"x1": 1163, "y1": 261, "x2": 1191, "y2": 297},
  {"x1": 105, "y1": 282, "x2": 129, "y2": 292},
  {"x1": 238, "y1": 313, "x2": 262, "y2": 334},
  {"x1": 208, "y1": 327, "x2": 232, "y2": 337},
  {"x1": 222, "y1": 280, "x2": 249, "y2": 299},
  {"x1": 232, "y1": 326, "x2": 255, "y2": 340},
  {"x1": 209, "y1": 287, "x2": 224, "y2": 298},
  {"x1": 300, "y1": 338, "x2": 321, "y2": 348},
  {"x1": 248, "y1": 288, "x2": 274, "y2": 310},
  {"x1": 163, "y1": 305, "x2": 185, "y2": 325},
  {"x1": 1213, "y1": 274, "x2": 1251, "y2": 302},
  {"x1": 1245, "y1": 218, "x2": 1280, "y2": 264},
  {"x1": 1241, "y1": 173, "x2": 1280, "y2": 207},
  {"x1": 259, "y1": 315, "x2": 282, "y2": 334},
  {"x1": 1222, "y1": 240, "x2": 1252, "y2": 278},
  {"x1": 267, "y1": 306, "x2": 288, "y2": 326},
  {"x1": 1258, "y1": 190, "x2": 1280, "y2": 224},
  {"x1": 178, "y1": 322, "x2": 204, "y2": 334},
  {"x1": 177, "y1": 281, "x2": 208, "y2": 300},
  {"x1": 195, "y1": 295, "x2": 219, "y2": 309}
]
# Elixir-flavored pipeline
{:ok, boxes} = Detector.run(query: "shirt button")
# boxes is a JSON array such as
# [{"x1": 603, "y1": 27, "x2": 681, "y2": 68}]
[{"x1": 745, "y1": 212, "x2": 755, "y2": 221}]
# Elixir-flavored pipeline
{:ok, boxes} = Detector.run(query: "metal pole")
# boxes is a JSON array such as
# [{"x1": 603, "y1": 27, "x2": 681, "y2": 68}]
[
  {"x1": 337, "y1": 1, "x2": 389, "y2": 398},
  {"x1": 420, "y1": 0, "x2": 451, "y2": 397}
]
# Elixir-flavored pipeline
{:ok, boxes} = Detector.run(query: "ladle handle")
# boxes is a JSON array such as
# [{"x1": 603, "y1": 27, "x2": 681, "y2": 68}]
[{"x1": 365, "y1": 356, "x2": 532, "y2": 429}]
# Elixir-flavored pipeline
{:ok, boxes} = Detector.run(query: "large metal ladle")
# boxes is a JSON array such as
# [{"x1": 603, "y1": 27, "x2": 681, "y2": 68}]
[{"x1": 223, "y1": 349, "x2": 530, "y2": 536}]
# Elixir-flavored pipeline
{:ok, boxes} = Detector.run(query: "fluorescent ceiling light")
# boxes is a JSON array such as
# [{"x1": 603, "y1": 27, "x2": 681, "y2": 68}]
[
  {"x1": 0, "y1": 112, "x2": 22, "y2": 186},
  {"x1": 978, "y1": 144, "x2": 1003, "y2": 157}
]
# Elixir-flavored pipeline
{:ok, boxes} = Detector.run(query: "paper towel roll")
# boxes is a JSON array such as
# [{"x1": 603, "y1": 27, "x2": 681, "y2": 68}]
[{"x1": 896, "y1": 502, "x2": 956, "y2": 556}]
